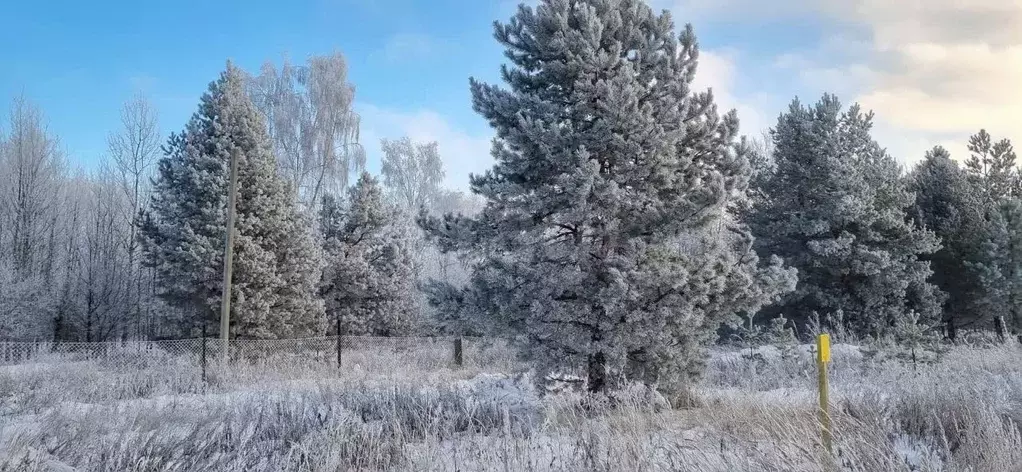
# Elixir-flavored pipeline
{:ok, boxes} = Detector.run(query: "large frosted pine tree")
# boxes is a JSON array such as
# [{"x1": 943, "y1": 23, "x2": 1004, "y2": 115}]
[
  {"x1": 959, "y1": 130, "x2": 1022, "y2": 334},
  {"x1": 141, "y1": 62, "x2": 325, "y2": 339},
  {"x1": 420, "y1": 0, "x2": 795, "y2": 395},
  {"x1": 751, "y1": 95, "x2": 943, "y2": 338}
]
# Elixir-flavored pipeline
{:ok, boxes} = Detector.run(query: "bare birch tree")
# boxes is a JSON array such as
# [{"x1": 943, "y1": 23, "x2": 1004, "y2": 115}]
[
  {"x1": 108, "y1": 93, "x2": 161, "y2": 338},
  {"x1": 380, "y1": 137, "x2": 444, "y2": 213},
  {"x1": 75, "y1": 166, "x2": 131, "y2": 341},
  {"x1": 247, "y1": 52, "x2": 365, "y2": 212},
  {"x1": 0, "y1": 96, "x2": 65, "y2": 279}
]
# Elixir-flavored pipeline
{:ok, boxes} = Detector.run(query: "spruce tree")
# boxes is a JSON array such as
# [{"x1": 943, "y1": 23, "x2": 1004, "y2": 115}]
[
  {"x1": 750, "y1": 94, "x2": 944, "y2": 338},
  {"x1": 141, "y1": 62, "x2": 326, "y2": 339},
  {"x1": 320, "y1": 173, "x2": 417, "y2": 336},
  {"x1": 420, "y1": 0, "x2": 795, "y2": 395},
  {"x1": 908, "y1": 146, "x2": 988, "y2": 337}
]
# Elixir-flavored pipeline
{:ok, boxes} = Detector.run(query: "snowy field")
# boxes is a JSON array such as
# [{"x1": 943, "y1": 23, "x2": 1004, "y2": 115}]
[{"x1": 2, "y1": 339, "x2": 1022, "y2": 471}]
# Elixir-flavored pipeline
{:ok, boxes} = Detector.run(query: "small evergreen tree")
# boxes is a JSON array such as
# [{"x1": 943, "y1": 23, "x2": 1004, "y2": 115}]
[
  {"x1": 141, "y1": 62, "x2": 326, "y2": 339},
  {"x1": 728, "y1": 311, "x2": 765, "y2": 357},
  {"x1": 765, "y1": 313, "x2": 800, "y2": 361},
  {"x1": 420, "y1": 0, "x2": 795, "y2": 396},
  {"x1": 863, "y1": 310, "x2": 946, "y2": 369},
  {"x1": 320, "y1": 173, "x2": 417, "y2": 336},
  {"x1": 750, "y1": 94, "x2": 944, "y2": 338}
]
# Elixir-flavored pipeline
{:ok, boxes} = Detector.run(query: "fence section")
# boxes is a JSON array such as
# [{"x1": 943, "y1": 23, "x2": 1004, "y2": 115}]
[{"x1": 0, "y1": 336, "x2": 514, "y2": 374}]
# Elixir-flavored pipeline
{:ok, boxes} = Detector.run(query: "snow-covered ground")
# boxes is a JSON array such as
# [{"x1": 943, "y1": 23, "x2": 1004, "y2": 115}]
[{"x1": 2, "y1": 340, "x2": 1022, "y2": 471}]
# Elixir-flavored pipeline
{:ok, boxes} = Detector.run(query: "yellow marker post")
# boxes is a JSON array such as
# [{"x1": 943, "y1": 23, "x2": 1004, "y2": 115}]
[{"x1": 817, "y1": 333, "x2": 832, "y2": 453}]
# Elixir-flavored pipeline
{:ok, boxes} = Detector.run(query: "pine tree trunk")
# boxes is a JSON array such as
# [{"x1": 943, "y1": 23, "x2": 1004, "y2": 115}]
[{"x1": 587, "y1": 352, "x2": 607, "y2": 394}]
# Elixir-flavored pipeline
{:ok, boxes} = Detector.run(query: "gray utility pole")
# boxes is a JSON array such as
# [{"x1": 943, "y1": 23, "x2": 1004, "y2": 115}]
[{"x1": 219, "y1": 147, "x2": 240, "y2": 364}]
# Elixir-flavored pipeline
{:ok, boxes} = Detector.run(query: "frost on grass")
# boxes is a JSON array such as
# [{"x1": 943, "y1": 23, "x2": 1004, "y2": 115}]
[{"x1": 4, "y1": 340, "x2": 1022, "y2": 471}]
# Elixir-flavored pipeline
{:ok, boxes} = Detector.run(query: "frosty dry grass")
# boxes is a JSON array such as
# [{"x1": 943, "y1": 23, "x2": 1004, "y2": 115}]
[{"x1": 3, "y1": 341, "x2": 1022, "y2": 471}]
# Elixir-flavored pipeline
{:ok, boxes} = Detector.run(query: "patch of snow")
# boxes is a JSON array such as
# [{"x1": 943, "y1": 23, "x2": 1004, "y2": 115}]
[
  {"x1": 696, "y1": 386, "x2": 816, "y2": 407},
  {"x1": 544, "y1": 372, "x2": 585, "y2": 394},
  {"x1": 0, "y1": 360, "x2": 92, "y2": 375},
  {"x1": 454, "y1": 372, "x2": 541, "y2": 417},
  {"x1": 892, "y1": 434, "x2": 941, "y2": 470},
  {"x1": 712, "y1": 343, "x2": 863, "y2": 364},
  {"x1": 609, "y1": 382, "x2": 671, "y2": 411}
]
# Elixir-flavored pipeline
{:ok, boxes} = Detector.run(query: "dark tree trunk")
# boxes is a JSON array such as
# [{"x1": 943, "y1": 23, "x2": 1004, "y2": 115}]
[
  {"x1": 201, "y1": 322, "x2": 208, "y2": 384},
  {"x1": 453, "y1": 338, "x2": 463, "y2": 367},
  {"x1": 946, "y1": 317, "x2": 957, "y2": 343},
  {"x1": 587, "y1": 352, "x2": 607, "y2": 394},
  {"x1": 52, "y1": 314, "x2": 63, "y2": 342}
]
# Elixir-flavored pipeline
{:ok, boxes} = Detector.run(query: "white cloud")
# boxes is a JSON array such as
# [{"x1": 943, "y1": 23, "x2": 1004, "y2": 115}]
[
  {"x1": 356, "y1": 104, "x2": 493, "y2": 190},
  {"x1": 655, "y1": 0, "x2": 1022, "y2": 165},
  {"x1": 690, "y1": 49, "x2": 773, "y2": 136},
  {"x1": 650, "y1": 0, "x2": 816, "y2": 22}
]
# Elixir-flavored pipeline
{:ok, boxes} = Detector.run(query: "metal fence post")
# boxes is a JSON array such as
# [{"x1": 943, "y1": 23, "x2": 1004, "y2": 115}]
[
  {"x1": 201, "y1": 324, "x2": 208, "y2": 385},
  {"x1": 335, "y1": 314, "x2": 343, "y2": 369},
  {"x1": 336, "y1": 334, "x2": 342, "y2": 368}
]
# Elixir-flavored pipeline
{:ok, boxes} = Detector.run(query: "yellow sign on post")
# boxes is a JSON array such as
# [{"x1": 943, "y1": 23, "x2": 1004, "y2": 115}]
[
  {"x1": 818, "y1": 333, "x2": 831, "y2": 363},
  {"x1": 817, "y1": 333, "x2": 832, "y2": 454}
]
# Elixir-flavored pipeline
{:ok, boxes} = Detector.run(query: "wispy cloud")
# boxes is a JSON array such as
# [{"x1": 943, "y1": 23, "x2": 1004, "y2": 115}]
[{"x1": 655, "y1": 0, "x2": 1022, "y2": 165}]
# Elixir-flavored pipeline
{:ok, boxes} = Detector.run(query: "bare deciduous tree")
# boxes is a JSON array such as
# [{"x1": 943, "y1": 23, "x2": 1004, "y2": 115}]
[
  {"x1": 380, "y1": 137, "x2": 444, "y2": 213},
  {"x1": 76, "y1": 166, "x2": 131, "y2": 341},
  {"x1": 108, "y1": 93, "x2": 161, "y2": 339},
  {"x1": 0, "y1": 96, "x2": 65, "y2": 279},
  {"x1": 247, "y1": 52, "x2": 365, "y2": 212}
]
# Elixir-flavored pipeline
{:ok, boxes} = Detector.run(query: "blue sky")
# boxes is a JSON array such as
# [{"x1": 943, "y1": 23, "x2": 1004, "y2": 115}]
[{"x1": 2, "y1": 0, "x2": 1017, "y2": 189}]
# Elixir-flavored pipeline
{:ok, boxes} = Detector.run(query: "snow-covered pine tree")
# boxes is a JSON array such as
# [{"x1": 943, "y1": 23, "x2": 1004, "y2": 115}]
[
  {"x1": 751, "y1": 94, "x2": 944, "y2": 338},
  {"x1": 140, "y1": 62, "x2": 325, "y2": 339},
  {"x1": 908, "y1": 146, "x2": 989, "y2": 338},
  {"x1": 965, "y1": 129, "x2": 1018, "y2": 203},
  {"x1": 419, "y1": 0, "x2": 796, "y2": 396},
  {"x1": 320, "y1": 172, "x2": 417, "y2": 336},
  {"x1": 958, "y1": 130, "x2": 1022, "y2": 334},
  {"x1": 974, "y1": 197, "x2": 1022, "y2": 334}
]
